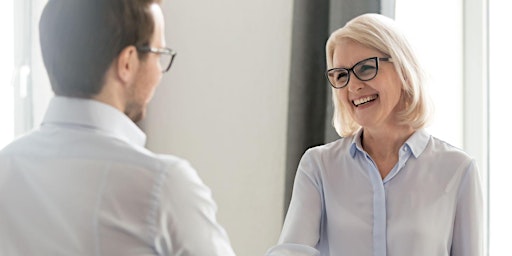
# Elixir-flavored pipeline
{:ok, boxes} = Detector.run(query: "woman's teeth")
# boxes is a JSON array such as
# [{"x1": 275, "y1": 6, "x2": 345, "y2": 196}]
[{"x1": 353, "y1": 95, "x2": 378, "y2": 107}]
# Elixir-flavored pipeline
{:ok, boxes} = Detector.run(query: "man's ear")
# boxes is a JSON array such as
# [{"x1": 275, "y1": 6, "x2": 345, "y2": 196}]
[{"x1": 116, "y1": 46, "x2": 139, "y2": 84}]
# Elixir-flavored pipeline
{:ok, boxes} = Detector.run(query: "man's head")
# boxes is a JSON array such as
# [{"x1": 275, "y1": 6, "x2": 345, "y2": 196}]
[{"x1": 39, "y1": 0, "x2": 166, "y2": 122}]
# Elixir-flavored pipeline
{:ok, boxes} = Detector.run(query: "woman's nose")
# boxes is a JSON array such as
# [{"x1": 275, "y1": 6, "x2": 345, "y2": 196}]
[{"x1": 347, "y1": 76, "x2": 364, "y2": 93}]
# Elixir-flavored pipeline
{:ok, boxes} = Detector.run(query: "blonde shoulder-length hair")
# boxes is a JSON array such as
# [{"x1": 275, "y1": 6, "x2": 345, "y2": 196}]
[{"x1": 326, "y1": 13, "x2": 432, "y2": 137}]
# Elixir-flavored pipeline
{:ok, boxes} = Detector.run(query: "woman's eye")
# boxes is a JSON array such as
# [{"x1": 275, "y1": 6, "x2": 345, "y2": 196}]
[
  {"x1": 356, "y1": 64, "x2": 376, "y2": 76},
  {"x1": 336, "y1": 72, "x2": 348, "y2": 81}
]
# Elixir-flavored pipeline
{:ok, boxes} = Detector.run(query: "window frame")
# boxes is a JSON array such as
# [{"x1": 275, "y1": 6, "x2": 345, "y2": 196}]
[{"x1": 463, "y1": 0, "x2": 489, "y2": 254}]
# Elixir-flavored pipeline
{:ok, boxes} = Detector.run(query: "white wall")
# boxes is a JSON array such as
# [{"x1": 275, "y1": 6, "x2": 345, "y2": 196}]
[{"x1": 141, "y1": 1, "x2": 293, "y2": 255}]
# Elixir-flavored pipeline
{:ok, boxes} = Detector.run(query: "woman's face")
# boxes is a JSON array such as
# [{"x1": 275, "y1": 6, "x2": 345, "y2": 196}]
[{"x1": 332, "y1": 39, "x2": 403, "y2": 130}]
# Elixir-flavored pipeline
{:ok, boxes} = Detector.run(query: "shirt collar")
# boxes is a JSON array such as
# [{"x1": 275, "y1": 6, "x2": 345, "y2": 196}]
[
  {"x1": 349, "y1": 128, "x2": 430, "y2": 158},
  {"x1": 349, "y1": 128, "x2": 364, "y2": 158},
  {"x1": 42, "y1": 96, "x2": 146, "y2": 147},
  {"x1": 403, "y1": 129, "x2": 430, "y2": 158}
]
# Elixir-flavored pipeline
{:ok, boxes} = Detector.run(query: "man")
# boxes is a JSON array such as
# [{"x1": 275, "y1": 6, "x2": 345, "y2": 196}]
[{"x1": 0, "y1": 0, "x2": 235, "y2": 255}]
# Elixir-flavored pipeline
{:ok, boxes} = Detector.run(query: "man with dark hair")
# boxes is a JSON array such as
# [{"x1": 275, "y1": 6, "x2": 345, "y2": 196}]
[{"x1": 0, "y1": 0, "x2": 235, "y2": 255}]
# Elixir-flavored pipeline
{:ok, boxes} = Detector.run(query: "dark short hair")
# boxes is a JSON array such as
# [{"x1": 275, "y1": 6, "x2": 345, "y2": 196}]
[{"x1": 39, "y1": 0, "x2": 162, "y2": 97}]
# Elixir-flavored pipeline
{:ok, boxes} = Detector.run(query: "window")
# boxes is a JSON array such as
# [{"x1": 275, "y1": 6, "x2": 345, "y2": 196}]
[
  {"x1": 1, "y1": 0, "x2": 50, "y2": 149},
  {"x1": 0, "y1": 1, "x2": 16, "y2": 148},
  {"x1": 395, "y1": 0, "x2": 463, "y2": 148},
  {"x1": 489, "y1": 0, "x2": 512, "y2": 254}
]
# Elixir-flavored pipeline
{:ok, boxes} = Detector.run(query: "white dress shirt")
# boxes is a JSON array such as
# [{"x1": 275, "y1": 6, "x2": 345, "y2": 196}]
[
  {"x1": 267, "y1": 129, "x2": 483, "y2": 256},
  {"x1": 0, "y1": 96, "x2": 235, "y2": 256}
]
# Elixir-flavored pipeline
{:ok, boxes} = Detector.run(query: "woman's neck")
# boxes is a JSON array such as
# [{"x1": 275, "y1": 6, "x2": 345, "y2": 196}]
[{"x1": 361, "y1": 125, "x2": 415, "y2": 178}]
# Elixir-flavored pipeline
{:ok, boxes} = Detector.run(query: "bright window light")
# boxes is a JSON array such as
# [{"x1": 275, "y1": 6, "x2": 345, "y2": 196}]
[
  {"x1": 489, "y1": 0, "x2": 512, "y2": 254},
  {"x1": 395, "y1": 0, "x2": 463, "y2": 148},
  {"x1": 0, "y1": 1, "x2": 15, "y2": 149}
]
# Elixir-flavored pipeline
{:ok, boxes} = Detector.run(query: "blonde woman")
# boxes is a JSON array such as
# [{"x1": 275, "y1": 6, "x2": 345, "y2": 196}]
[{"x1": 267, "y1": 13, "x2": 482, "y2": 256}]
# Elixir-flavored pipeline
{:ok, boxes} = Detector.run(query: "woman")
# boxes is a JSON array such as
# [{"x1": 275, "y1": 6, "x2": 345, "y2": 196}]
[{"x1": 267, "y1": 13, "x2": 482, "y2": 256}]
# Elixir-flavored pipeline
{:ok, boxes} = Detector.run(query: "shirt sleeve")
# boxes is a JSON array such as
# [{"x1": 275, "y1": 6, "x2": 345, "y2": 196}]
[
  {"x1": 266, "y1": 150, "x2": 323, "y2": 255},
  {"x1": 154, "y1": 160, "x2": 236, "y2": 256},
  {"x1": 266, "y1": 243, "x2": 320, "y2": 256},
  {"x1": 451, "y1": 159, "x2": 483, "y2": 256}
]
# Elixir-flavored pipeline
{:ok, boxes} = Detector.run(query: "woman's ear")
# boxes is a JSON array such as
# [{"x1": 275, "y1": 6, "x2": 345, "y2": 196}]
[{"x1": 116, "y1": 46, "x2": 139, "y2": 84}]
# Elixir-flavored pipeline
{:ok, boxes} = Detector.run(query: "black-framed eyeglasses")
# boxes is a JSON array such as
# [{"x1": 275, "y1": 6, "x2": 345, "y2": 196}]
[
  {"x1": 137, "y1": 46, "x2": 177, "y2": 73},
  {"x1": 325, "y1": 57, "x2": 392, "y2": 89}
]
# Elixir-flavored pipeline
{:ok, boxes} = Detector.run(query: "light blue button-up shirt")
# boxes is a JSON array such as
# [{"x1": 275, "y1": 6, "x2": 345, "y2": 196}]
[
  {"x1": 0, "y1": 96, "x2": 235, "y2": 256},
  {"x1": 267, "y1": 129, "x2": 483, "y2": 256}
]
